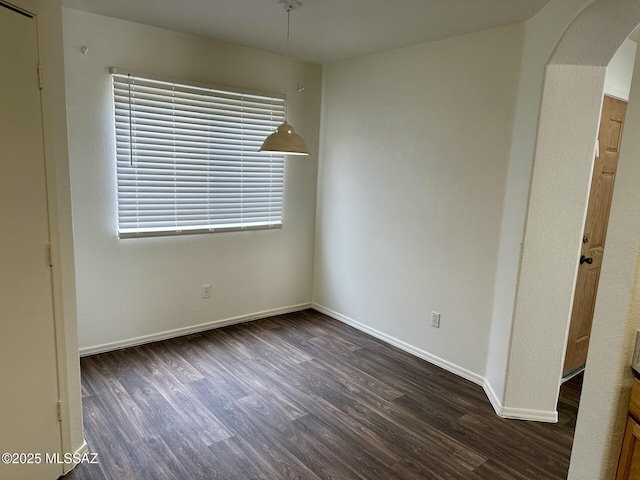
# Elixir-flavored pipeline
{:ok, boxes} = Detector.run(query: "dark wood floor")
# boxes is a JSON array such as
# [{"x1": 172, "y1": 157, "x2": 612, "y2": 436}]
[{"x1": 62, "y1": 309, "x2": 581, "y2": 480}]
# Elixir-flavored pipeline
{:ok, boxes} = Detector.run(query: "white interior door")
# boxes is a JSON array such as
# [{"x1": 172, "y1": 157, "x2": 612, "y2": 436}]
[{"x1": 0, "y1": 3, "x2": 63, "y2": 479}]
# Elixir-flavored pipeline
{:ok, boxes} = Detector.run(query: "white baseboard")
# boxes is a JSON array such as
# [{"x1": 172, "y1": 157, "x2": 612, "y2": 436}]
[
  {"x1": 482, "y1": 379, "x2": 504, "y2": 416},
  {"x1": 311, "y1": 303, "x2": 484, "y2": 386},
  {"x1": 499, "y1": 406, "x2": 558, "y2": 423},
  {"x1": 312, "y1": 303, "x2": 559, "y2": 423},
  {"x1": 483, "y1": 379, "x2": 557, "y2": 422},
  {"x1": 75, "y1": 441, "x2": 89, "y2": 455},
  {"x1": 62, "y1": 441, "x2": 89, "y2": 474},
  {"x1": 80, "y1": 301, "x2": 559, "y2": 423},
  {"x1": 79, "y1": 303, "x2": 312, "y2": 356}
]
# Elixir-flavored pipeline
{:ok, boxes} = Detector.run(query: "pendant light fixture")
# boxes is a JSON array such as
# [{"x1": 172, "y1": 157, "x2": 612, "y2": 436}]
[{"x1": 259, "y1": 0, "x2": 310, "y2": 156}]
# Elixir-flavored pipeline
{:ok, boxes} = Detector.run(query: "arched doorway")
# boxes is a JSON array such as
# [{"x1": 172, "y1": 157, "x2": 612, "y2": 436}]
[{"x1": 504, "y1": 0, "x2": 640, "y2": 478}]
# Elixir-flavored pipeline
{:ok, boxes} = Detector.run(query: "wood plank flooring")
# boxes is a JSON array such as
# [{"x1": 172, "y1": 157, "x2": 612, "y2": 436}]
[{"x1": 62, "y1": 309, "x2": 580, "y2": 480}]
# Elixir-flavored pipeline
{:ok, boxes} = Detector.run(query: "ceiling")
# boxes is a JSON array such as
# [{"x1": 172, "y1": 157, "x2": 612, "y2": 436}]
[{"x1": 61, "y1": 0, "x2": 551, "y2": 64}]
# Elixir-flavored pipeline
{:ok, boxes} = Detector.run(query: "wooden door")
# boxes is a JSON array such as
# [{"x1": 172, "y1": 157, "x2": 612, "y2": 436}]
[
  {"x1": 0, "y1": 3, "x2": 63, "y2": 479},
  {"x1": 563, "y1": 95, "x2": 628, "y2": 377}
]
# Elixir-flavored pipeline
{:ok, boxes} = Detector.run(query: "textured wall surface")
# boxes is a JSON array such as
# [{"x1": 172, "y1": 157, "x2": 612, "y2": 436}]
[
  {"x1": 484, "y1": 0, "x2": 593, "y2": 406},
  {"x1": 500, "y1": 0, "x2": 640, "y2": 477},
  {"x1": 568, "y1": 29, "x2": 640, "y2": 480},
  {"x1": 314, "y1": 24, "x2": 524, "y2": 379},
  {"x1": 63, "y1": 9, "x2": 322, "y2": 353}
]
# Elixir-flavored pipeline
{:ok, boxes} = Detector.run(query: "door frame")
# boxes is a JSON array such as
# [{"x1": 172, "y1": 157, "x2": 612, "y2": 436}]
[{"x1": 3, "y1": 0, "x2": 77, "y2": 472}]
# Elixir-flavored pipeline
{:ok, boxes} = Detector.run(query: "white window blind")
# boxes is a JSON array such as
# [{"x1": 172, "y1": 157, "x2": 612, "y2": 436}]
[{"x1": 111, "y1": 69, "x2": 286, "y2": 238}]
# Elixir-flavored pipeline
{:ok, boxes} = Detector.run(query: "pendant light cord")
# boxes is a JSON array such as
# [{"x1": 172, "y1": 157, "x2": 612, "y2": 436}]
[
  {"x1": 128, "y1": 73, "x2": 133, "y2": 166},
  {"x1": 284, "y1": 7, "x2": 291, "y2": 120}
]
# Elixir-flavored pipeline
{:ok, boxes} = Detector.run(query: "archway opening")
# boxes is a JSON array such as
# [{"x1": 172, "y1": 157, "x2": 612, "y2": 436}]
[{"x1": 506, "y1": 1, "x2": 640, "y2": 478}]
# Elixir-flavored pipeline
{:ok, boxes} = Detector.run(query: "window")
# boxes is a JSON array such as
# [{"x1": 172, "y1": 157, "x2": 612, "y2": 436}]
[{"x1": 111, "y1": 69, "x2": 285, "y2": 238}]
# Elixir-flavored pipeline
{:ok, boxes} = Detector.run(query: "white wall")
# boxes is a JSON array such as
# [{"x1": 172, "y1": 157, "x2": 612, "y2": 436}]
[
  {"x1": 570, "y1": 41, "x2": 640, "y2": 476},
  {"x1": 484, "y1": 0, "x2": 593, "y2": 410},
  {"x1": 62, "y1": 9, "x2": 322, "y2": 353},
  {"x1": 605, "y1": 38, "x2": 637, "y2": 101},
  {"x1": 480, "y1": 0, "x2": 640, "y2": 477},
  {"x1": 502, "y1": 0, "x2": 640, "y2": 423},
  {"x1": 485, "y1": 0, "x2": 637, "y2": 420},
  {"x1": 505, "y1": 64, "x2": 606, "y2": 418},
  {"x1": 313, "y1": 24, "x2": 524, "y2": 381}
]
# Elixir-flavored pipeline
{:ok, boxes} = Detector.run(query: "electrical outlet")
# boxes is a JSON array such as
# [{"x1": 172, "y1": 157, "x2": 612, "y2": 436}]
[
  {"x1": 202, "y1": 284, "x2": 212, "y2": 299},
  {"x1": 431, "y1": 311, "x2": 440, "y2": 328}
]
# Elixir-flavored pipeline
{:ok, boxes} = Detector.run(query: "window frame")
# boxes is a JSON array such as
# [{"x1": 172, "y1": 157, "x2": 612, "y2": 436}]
[{"x1": 111, "y1": 68, "x2": 286, "y2": 239}]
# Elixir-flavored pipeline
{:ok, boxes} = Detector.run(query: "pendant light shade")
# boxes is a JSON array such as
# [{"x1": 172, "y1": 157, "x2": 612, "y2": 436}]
[
  {"x1": 259, "y1": 0, "x2": 310, "y2": 156},
  {"x1": 260, "y1": 122, "x2": 309, "y2": 155}
]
